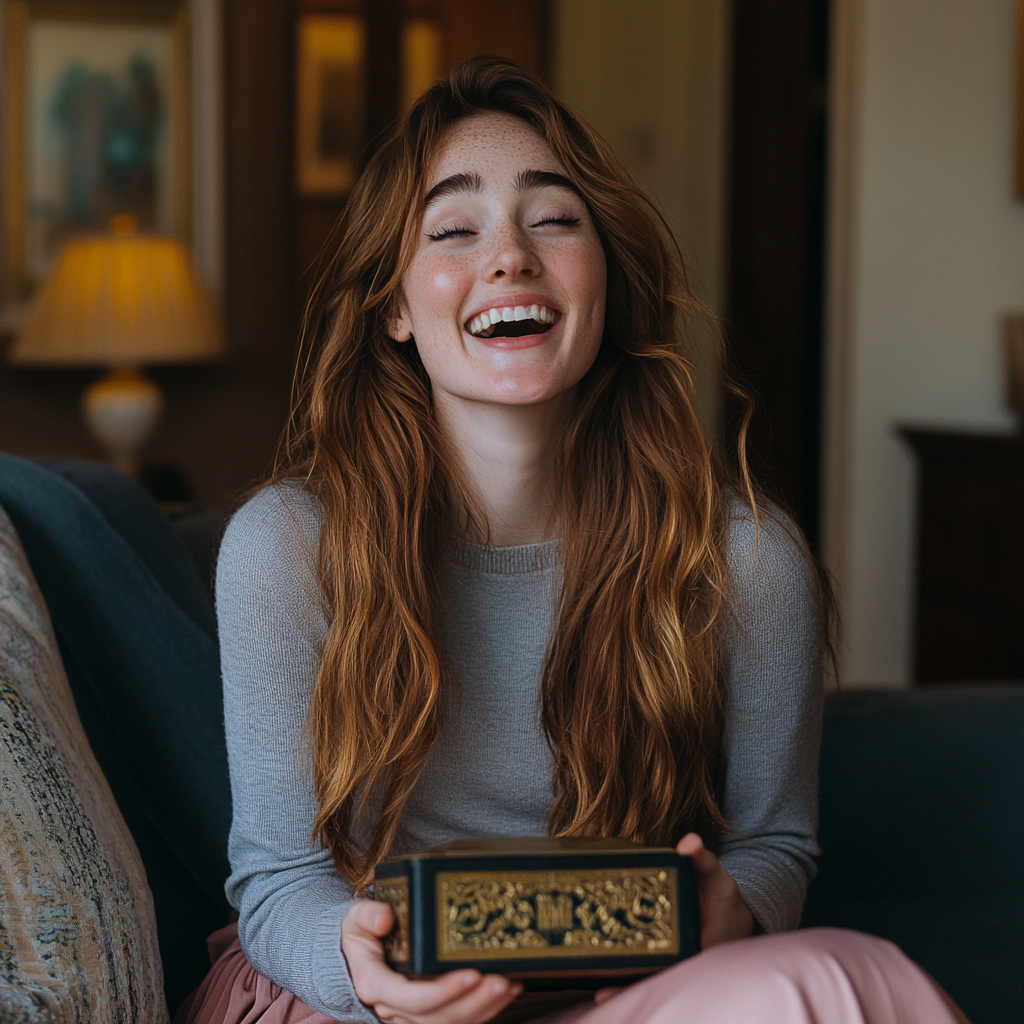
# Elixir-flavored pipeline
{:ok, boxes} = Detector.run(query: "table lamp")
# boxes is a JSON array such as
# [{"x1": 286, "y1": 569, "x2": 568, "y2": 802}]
[{"x1": 7, "y1": 215, "x2": 226, "y2": 476}]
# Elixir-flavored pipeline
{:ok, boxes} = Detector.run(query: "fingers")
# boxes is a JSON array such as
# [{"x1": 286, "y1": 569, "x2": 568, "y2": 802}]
[
  {"x1": 675, "y1": 832, "x2": 719, "y2": 875},
  {"x1": 344, "y1": 901, "x2": 430, "y2": 1013},
  {"x1": 439, "y1": 973, "x2": 522, "y2": 1023},
  {"x1": 374, "y1": 973, "x2": 521, "y2": 1024},
  {"x1": 343, "y1": 900, "x2": 522, "y2": 1024},
  {"x1": 675, "y1": 832, "x2": 703, "y2": 855},
  {"x1": 593, "y1": 987, "x2": 624, "y2": 1005},
  {"x1": 367, "y1": 968, "x2": 481, "y2": 1016},
  {"x1": 345, "y1": 899, "x2": 395, "y2": 938},
  {"x1": 343, "y1": 902, "x2": 395, "y2": 990},
  {"x1": 674, "y1": 834, "x2": 756, "y2": 948}
]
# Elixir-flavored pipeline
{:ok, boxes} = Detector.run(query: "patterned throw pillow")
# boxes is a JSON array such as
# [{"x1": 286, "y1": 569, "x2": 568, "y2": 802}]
[{"x1": 0, "y1": 503, "x2": 168, "y2": 1023}]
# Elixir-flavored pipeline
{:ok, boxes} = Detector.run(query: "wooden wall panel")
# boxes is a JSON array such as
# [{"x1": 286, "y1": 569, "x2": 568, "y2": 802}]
[{"x1": 725, "y1": 0, "x2": 829, "y2": 546}]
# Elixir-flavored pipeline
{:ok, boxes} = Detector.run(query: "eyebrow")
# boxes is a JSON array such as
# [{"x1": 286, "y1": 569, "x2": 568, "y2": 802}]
[
  {"x1": 423, "y1": 172, "x2": 483, "y2": 208},
  {"x1": 422, "y1": 168, "x2": 582, "y2": 210},
  {"x1": 513, "y1": 169, "x2": 582, "y2": 198}
]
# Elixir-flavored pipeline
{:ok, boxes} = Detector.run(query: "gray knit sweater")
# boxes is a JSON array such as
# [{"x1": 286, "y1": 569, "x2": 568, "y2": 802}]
[{"x1": 218, "y1": 485, "x2": 823, "y2": 1022}]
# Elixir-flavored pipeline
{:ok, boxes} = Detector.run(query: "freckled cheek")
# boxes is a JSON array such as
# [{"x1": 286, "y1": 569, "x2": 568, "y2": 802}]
[
  {"x1": 407, "y1": 263, "x2": 471, "y2": 327},
  {"x1": 558, "y1": 243, "x2": 607, "y2": 310}
]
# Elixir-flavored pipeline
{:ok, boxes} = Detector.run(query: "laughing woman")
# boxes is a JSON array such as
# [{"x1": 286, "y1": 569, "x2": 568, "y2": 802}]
[{"x1": 181, "y1": 58, "x2": 967, "y2": 1024}]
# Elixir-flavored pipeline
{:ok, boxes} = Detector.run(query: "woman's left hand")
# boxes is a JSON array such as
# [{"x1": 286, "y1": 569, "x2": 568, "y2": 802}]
[
  {"x1": 675, "y1": 832, "x2": 754, "y2": 949},
  {"x1": 593, "y1": 833, "x2": 755, "y2": 1005}
]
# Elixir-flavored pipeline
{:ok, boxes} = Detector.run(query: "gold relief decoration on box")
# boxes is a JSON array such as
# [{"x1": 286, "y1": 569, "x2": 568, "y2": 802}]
[
  {"x1": 377, "y1": 876, "x2": 410, "y2": 964},
  {"x1": 436, "y1": 868, "x2": 679, "y2": 962}
]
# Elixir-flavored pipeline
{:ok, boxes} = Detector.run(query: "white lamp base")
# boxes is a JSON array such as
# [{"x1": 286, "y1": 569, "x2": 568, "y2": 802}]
[{"x1": 82, "y1": 366, "x2": 163, "y2": 478}]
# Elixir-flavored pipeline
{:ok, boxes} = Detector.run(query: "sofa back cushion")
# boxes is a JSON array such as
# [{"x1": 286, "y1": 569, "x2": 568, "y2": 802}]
[
  {"x1": 0, "y1": 503, "x2": 167, "y2": 1023},
  {"x1": 804, "y1": 686, "x2": 1024, "y2": 1024}
]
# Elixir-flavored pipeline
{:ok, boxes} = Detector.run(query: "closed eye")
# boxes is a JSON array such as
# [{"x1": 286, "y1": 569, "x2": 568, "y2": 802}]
[
  {"x1": 532, "y1": 215, "x2": 581, "y2": 228},
  {"x1": 426, "y1": 225, "x2": 476, "y2": 241}
]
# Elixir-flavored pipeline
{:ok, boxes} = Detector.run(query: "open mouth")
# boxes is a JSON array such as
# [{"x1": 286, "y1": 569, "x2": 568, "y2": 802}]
[{"x1": 466, "y1": 303, "x2": 559, "y2": 340}]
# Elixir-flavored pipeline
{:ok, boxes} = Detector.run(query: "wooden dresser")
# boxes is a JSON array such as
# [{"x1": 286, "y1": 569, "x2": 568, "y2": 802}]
[{"x1": 902, "y1": 429, "x2": 1024, "y2": 684}]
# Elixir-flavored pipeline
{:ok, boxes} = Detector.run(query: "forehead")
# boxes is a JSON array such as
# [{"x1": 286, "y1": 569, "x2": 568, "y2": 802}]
[{"x1": 427, "y1": 112, "x2": 567, "y2": 186}]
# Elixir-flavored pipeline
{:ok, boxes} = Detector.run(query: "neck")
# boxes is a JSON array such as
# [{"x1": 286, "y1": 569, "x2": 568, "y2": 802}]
[{"x1": 434, "y1": 391, "x2": 574, "y2": 546}]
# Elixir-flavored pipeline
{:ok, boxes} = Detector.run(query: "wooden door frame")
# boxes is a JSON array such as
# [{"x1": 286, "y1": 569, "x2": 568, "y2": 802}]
[{"x1": 725, "y1": 0, "x2": 831, "y2": 549}]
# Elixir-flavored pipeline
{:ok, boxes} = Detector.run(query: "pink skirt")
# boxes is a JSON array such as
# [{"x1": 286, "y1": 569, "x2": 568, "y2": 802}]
[
  {"x1": 174, "y1": 923, "x2": 336, "y2": 1024},
  {"x1": 177, "y1": 923, "x2": 969, "y2": 1024}
]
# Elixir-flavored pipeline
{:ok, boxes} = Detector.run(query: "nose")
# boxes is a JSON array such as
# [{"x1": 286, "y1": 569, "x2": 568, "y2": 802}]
[{"x1": 483, "y1": 222, "x2": 541, "y2": 282}]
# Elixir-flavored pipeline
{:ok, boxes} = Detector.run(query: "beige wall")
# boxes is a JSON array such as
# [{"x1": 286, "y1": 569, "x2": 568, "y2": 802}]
[
  {"x1": 824, "y1": 0, "x2": 1024, "y2": 686},
  {"x1": 551, "y1": 0, "x2": 732, "y2": 433}
]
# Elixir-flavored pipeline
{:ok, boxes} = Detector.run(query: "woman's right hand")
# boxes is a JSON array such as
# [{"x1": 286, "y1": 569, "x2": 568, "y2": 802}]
[{"x1": 342, "y1": 901, "x2": 522, "y2": 1024}]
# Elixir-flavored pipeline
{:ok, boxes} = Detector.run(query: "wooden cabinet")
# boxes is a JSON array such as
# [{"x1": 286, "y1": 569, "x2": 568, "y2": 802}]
[{"x1": 903, "y1": 429, "x2": 1024, "y2": 684}]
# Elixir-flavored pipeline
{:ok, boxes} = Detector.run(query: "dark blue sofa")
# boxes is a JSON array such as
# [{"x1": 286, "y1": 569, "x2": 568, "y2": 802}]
[
  {"x1": 805, "y1": 685, "x2": 1024, "y2": 1023},
  {"x1": 1, "y1": 455, "x2": 1021, "y2": 1021}
]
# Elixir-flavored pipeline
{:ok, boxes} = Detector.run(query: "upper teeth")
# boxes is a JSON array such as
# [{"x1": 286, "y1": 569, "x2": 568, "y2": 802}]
[{"x1": 467, "y1": 304, "x2": 556, "y2": 337}]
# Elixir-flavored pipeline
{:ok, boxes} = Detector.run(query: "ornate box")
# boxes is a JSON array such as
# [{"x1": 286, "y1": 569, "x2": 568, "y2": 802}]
[{"x1": 374, "y1": 837, "x2": 700, "y2": 989}]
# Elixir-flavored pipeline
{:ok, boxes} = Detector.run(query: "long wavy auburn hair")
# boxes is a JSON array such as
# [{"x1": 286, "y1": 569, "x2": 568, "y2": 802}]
[{"x1": 273, "y1": 56, "x2": 766, "y2": 892}]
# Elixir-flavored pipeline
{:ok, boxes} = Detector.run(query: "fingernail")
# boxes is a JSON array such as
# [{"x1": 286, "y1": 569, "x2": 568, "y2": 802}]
[{"x1": 490, "y1": 979, "x2": 509, "y2": 995}]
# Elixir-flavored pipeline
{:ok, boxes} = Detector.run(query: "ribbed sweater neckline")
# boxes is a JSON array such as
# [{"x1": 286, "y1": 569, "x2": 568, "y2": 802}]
[{"x1": 443, "y1": 535, "x2": 562, "y2": 574}]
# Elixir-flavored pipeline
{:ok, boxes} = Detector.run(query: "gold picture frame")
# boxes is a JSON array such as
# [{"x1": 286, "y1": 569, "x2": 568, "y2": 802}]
[
  {"x1": 1, "y1": 0, "x2": 192, "y2": 302},
  {"x1": 295, "y1": 14, "x2": 365, "y2": 197},
  {"x1": 295, "y1": 13, "x2": 443, "y2": 197}
]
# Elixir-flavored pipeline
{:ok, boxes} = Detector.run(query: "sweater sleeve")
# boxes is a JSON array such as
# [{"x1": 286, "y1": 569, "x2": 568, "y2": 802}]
[
  {"x1": 715, "y1": 505, "x2": 824, "y2": 933},
  {"x1": 217, "y1": 485, "x2": 376, "y2": 1023}
]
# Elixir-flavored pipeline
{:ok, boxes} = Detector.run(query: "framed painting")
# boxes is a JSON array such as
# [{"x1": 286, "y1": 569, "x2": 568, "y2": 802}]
[
  {"x1": 1, "y1": 1, "x2": 191, "y2": 301},
  {"x1": 295, "y1": 12, "x2": 443, "y2": 197},
  {"x1": 295, "y1": 14, "x2": 365, "y2": 197}
]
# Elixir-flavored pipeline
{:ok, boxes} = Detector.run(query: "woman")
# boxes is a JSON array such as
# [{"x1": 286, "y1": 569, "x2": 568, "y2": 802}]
[{"x1": 182, "y1": 57, "x2": 966, "y2": 1024}]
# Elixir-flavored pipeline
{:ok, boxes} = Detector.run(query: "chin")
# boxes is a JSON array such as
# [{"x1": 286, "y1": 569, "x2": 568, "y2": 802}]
[{"x1": 487, "y1": 380, "x2": 572, "y2": 406}]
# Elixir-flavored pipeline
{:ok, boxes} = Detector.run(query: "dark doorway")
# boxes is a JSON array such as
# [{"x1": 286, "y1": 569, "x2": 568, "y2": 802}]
[{"x1": 725, "y1": 0, "x2": 830, "y2": 549}]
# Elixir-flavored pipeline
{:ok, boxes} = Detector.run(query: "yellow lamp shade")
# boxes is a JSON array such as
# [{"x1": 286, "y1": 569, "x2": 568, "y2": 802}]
[{"x1": 8, "y1": 234, "x2": 226, "y2": 367}]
